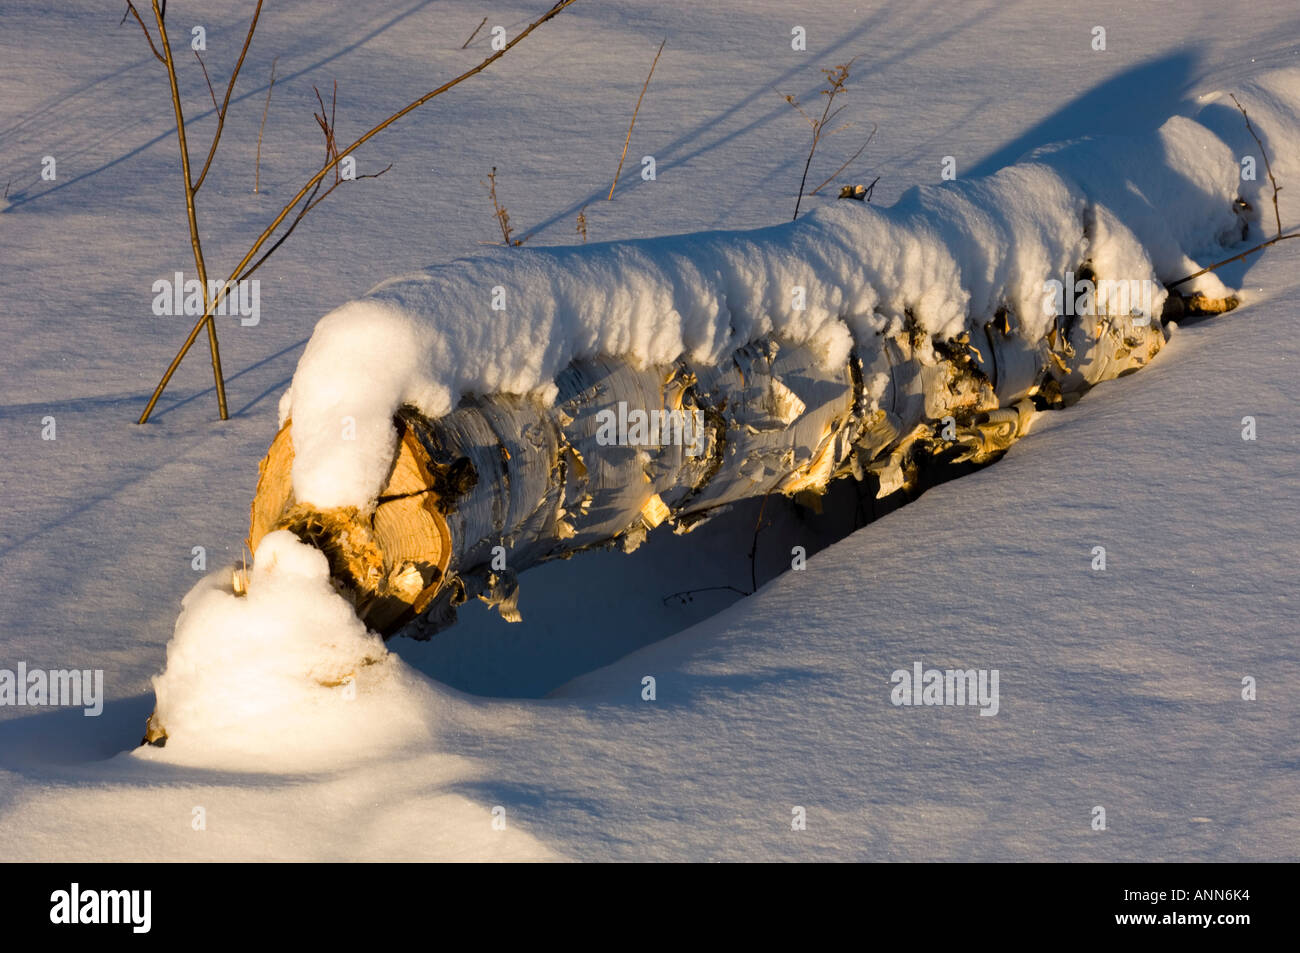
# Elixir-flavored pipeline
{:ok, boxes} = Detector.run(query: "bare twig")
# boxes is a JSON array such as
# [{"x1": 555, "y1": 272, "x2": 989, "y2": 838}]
[
  {"x1": 662, "y1": 489, "x2": 775, "y2": 605},
  {"x1": 747, "y1": 489, "x2": 774, "y2": 596},
  {"x1": 576, "y1": 205, "x2": 588, "y2": 242},
  {"x1": 1165, "y1": 234, "x2": 1300, "y2": 290},
  {"x1": 809, "y1": 122, "x2": 876, "y2": 196},
  {"x1": 462, "y1": 16, "x2": 488, "y2": 49},
  {"x1": 149, "y1": 0, "x2": 228, "y2": 418},
  {"x1": 137, "y1": 0, "x2": 580, "y2": 424},
  {"x1": 193, "y1": 50, "x2": 219, "y2": 110},
  {"x1": 242, "y1": 87, "x2": 391, "y2": 280},
  {"x1": 787, "y1": 59, "x2": 856, "y2": 220},
  {"x1": 120, "y1": 1, "x2": 165, "y2": 63},
  {"x1": 312, "y1": 83, "x2": 342, "y2": 179},
  {"x1": 485, "y1": 168, "x2": 508, "y2": 243},
  {"x1": 608, "y1": 38, "x2": 665, "y2": 201},
  {"x1": 783, "y1": 93, "x2": 815, "y2": 127},
  {"x1": 255, "y1": 57, "x2": 277, "y2": 193},
  {"x1": 482, "y1": 166, "x2": 524, "y2": 245},
  {"x1": 661, "y1": 585, "x2": 750, "y2": 606},
  {"x1": 192, "y1": 0, "x2": 265, "y2": 194},
  {"x1": 820, "y1": 104, "x2": 850, "y2": 133},
  {"x1": 1233, "y1": 93, "x2": 1282, "y2": 237},
  {"x1": 1167, "y1": 97, "x2": 1297, "y2": 291}
]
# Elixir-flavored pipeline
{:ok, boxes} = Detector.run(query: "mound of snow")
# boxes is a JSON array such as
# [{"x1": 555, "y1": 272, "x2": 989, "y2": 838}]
[{"x1": 149, "y1": 531, "x2": 434, "y2": 769}]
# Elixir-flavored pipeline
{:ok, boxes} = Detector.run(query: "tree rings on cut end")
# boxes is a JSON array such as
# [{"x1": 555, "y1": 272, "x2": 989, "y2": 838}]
[{"x1": 248, "y1": 420, "x2": 453, "y2": 636}]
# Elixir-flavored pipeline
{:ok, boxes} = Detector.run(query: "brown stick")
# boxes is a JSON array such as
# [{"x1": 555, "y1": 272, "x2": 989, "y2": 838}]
[
  {"x1": 192, "y1": 0, "x2": 264, "y2": 194},
  {"x1": 194, "y1": 50, "x2": 219, "y2": 110},
  {"x1": 608, "y1": 38, "x2": 665, "y2": 201},
  {"x1": 150, "y1": 0, "x2": 228, "y2": 420},
  {"x1": 791, "y1": 60, "x2": 854, "y2": 221},
  {"x1": 255, "y1": 57, "x2": 277, "y2": 194},
  {"x1": 482, "y1": 166, "x2": 515, "y2": 245},
  {"x1": 1232, "y1": 93, "x2": 1282, "y2": 237},
  {"x1": 120, "y1": 1, "x2": 164, "y2": 63},
  {"x1": 138, "y1": 0, "x2": 580, "y2": 424},
  {"x1": 1166, "y1": 233, "x2": 1300, "y2": 290},
  {"x1": 462, "y1": 16, "x2": 488, "y2": 49},
  {"x1": 313, "y1": 83, "x2": 341, "y2": 176},
  {"x1": 808, "y1": 122, "x2": 875, "y2": 196}
]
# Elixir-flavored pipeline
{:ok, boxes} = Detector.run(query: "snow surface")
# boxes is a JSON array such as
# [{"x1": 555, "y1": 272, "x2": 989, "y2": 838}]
[{"x1": 0, "y1": 0, "x2": 1297, "y2": 861}]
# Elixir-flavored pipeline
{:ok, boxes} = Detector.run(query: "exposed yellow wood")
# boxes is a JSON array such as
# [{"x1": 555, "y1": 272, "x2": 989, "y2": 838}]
[{"x1": 246, "y1": 419, "x2": 452, "y2": 635}]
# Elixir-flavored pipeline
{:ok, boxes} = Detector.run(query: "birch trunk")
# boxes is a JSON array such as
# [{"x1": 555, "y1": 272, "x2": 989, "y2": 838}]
[{"x1": 248, "y1": 286, "x2": 1224, "y2": 638}]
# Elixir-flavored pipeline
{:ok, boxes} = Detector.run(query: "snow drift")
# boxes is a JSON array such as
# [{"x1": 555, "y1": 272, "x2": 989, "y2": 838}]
[{"x1": 147, "y1": 531, "x2": 432, "y2": 765}]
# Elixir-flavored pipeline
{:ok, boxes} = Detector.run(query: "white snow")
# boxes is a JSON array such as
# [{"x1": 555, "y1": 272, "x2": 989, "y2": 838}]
[
  {"x1": 1, "y1": 0, "x2": 1297, "y2": 861},
  {"x1": 149, "y1": 531, "x2": 406, "y2": 769}
]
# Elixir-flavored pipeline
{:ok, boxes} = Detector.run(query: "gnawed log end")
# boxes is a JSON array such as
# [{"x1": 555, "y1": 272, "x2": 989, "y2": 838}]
[{"x1": 247, "y1": 422, "x2": 456, "y2": 636}]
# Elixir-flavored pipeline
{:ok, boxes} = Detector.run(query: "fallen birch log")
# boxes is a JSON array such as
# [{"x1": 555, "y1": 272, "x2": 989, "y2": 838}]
[
  {"x1": 242, "y1": 81, "x2": 1278, "y2": 641},
  {"x1": 247, "y1": 281, "x2": 1225, "y2": 639},
  {"x1": 143, "y1": 72, "x2": 1299, "y2": 749}
]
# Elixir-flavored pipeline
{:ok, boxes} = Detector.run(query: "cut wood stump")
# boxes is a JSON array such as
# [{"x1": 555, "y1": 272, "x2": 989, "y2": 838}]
[{"x1": 249, "y1": 423, "x2": 452, "y2": 635}]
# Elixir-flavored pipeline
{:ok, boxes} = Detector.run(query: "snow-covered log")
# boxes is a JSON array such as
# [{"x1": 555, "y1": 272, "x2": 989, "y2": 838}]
[
  {"x1": 235, "y1": 77, "x2": 1297, "y2": 641},
  {"x1": 247, "y1": 282, "x2": 1213, "y2": 638}
]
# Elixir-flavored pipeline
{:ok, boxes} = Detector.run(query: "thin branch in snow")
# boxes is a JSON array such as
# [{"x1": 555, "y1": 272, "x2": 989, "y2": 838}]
[
  {"x1": 121, "y1": 0, "x2": 266, "y2": 419},
  {"x1": 809, "y1": 122, "x2": 877, "y2": 196},
  {"x1": 662, "y1": 585, "x2": 751, "y2": 606},
  {"x1": 785, "y1": 58, "x2": 859, "y2": 220},
  {"x1": 145, "y1": 0, "x2": 230, "y2": 418},
  {"x1": 313, "y1": 83, "x2": 341, "y2": 180},
  {"x1": 192, "y1": 0, "x2": 264, "y2": 194},
  {"x1": 255, "y1": 57, "x2": 277, "y2": 194},
  {"x1": 1232, "y1": 92, "x2": 1282, "y2": 237},
  {"x1": 462, "y1": 16, "x2": 488, "y2": 49},
  {"x1": 747, "y1": 489, "x2": 775, "y2": 596},
  {"x1": 662, "y1": 490, "x2": 776, "y2": 605},
  {"x1": 240, "y1": 86, "x2": 391, "y2": 281},
  {"x1": 609, "y1": 38, "x2": 666, "y2": 201},
  {"x1": 1166, "y1": 233, "x2": 1300, "y2": 290},
  {"x1": 482, "y1": 166, "x2": 525, "y2": 245},
  {"x1": 120, "y1": 2, "x2": 164, "y2": 64},
  {"x1": 193, "y1": 50, "x2": 219, "y2": 111}
]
